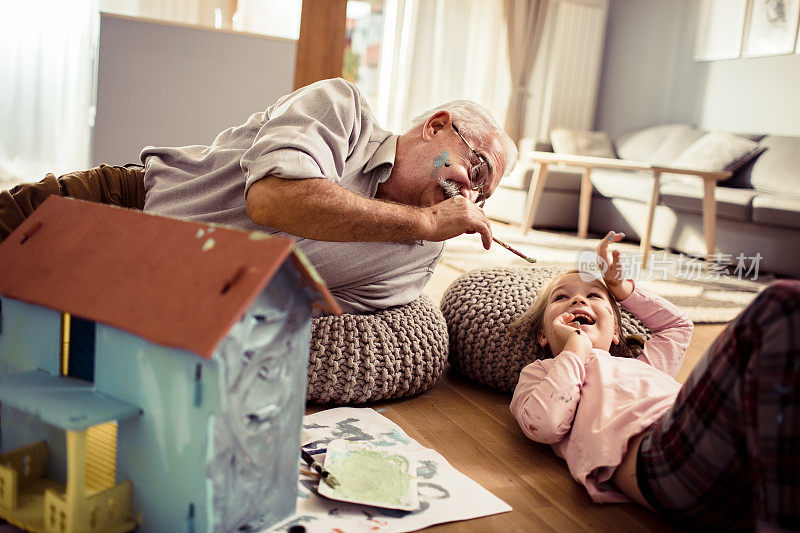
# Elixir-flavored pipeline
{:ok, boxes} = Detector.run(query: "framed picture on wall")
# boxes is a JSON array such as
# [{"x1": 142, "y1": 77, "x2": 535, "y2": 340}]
[
  {"x1": 743, "y1": 0, "x2": 800, "y2": 57},
  {"x1": 694, "y1": 0, "x2": 747, "y2": 61}
]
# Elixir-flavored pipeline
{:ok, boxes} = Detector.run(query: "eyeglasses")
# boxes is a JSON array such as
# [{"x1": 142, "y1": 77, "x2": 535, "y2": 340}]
[{"x1": 451, "y1": 122, "x2": 491, "y2": 204}]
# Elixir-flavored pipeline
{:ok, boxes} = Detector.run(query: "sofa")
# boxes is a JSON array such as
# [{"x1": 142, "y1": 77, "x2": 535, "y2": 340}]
[{"x1": 486, "y1": 124, "x2": 800, "y2": 278}]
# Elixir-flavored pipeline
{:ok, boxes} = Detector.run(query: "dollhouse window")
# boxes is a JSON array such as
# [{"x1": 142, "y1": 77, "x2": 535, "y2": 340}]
[{"x1": 62, "y1": 313, "x2": 96, "y2": 383}]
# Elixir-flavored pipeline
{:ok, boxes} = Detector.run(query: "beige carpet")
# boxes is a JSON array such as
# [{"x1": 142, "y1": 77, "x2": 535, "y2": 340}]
[{"x1": 432, "y1": 224, "x2": 778, "y2": 324}]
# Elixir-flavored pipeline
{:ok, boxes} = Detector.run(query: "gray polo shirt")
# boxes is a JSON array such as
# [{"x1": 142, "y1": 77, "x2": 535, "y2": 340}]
[{"x1": 141, "y1": 78, "x2": 444, "y2": 313}]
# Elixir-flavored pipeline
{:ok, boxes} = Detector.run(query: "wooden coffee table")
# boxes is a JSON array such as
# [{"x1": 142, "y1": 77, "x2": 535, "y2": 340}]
[{"x1": 517, "y1": 152, "x2": 731, "y2": 267}]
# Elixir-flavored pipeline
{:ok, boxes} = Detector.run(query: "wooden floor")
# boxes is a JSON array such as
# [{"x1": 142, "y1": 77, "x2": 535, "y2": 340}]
[{"x1": 308, "y1": 226, "x2": 729, "y2": 532}]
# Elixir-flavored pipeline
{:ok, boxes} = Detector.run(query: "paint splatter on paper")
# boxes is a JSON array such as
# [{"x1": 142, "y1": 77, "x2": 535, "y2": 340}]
[
  {"x1": 258, "y1": 407, "x2": 510, "y2": 533},
  {"x1": 318, "y1": 440, "x2": 419, "y2": 511}
]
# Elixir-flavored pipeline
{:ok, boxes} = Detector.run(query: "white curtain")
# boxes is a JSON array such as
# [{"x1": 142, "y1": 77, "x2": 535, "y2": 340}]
[
  {"x1": 376, "y1": 0, "x2": 511, "y2": 133},
  {"x1": 503, "y1": 0, "x2": 548, "y2": 143},
  {"x1": 0, "y1": 0, "x2": 98, "y2": 181}
]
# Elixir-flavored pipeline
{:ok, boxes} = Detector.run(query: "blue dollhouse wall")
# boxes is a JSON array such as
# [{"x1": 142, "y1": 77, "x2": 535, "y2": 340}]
[
  {"x1": 93, "y1": 326, "x2": 219, "y2": 532},
  {"x1": 0, "y1": 298, "x2": 69, "y2": 483},
  {"x1": 0, "y1": 298, "x2": 60, "y2": 376}
]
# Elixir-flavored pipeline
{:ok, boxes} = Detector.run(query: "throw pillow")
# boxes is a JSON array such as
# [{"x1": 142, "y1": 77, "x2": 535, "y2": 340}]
[
  {"x1": 647, "y1": 125, "x2": 707, "y2": 165},
  {"x1": 669, "y1": 131, "x2": 765, "y2": 173},
  {"x1": 663, "y1": 131, "x2": 765, "y2": 187},
  {"x1": 615, "y1": 124, "x2": 693, "y2": 162},
  {"x1": 550, "y1": 129, "x2": 617, "y2": 159}
]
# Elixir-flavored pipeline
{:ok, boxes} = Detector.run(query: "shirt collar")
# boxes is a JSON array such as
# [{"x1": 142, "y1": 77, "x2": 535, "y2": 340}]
[{"x1": 363, "y1": 134, "x2": 399, "y2": 176}]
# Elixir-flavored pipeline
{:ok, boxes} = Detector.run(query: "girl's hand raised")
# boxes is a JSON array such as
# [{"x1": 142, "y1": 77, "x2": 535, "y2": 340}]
[{"x1": 597, "y1": 231, "x2": 634, "y2": 301}]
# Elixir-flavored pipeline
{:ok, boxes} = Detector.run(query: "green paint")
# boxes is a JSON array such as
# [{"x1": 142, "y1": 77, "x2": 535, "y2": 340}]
[
  {"x1": 329, "y1": 450, "x2": 412, "y2": 505},
  {"x1": 202, "y1": 238, "x2": 216, "y2": 251}
]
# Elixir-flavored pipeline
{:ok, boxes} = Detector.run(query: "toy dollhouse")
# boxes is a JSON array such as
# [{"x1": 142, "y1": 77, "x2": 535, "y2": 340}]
[{"x1": 0, "y1": 196, "x2": 339, "y2": 532}]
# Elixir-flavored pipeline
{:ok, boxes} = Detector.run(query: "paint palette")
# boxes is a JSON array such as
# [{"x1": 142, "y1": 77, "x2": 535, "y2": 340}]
[{"x1": 318, "y1": 439, "x2": 420, "y2": 511}]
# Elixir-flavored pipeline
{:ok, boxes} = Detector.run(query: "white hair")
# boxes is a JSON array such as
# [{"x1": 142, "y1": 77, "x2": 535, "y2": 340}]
[{"x1": 405, "y1": 100, "x2": 518, "y2": 177}]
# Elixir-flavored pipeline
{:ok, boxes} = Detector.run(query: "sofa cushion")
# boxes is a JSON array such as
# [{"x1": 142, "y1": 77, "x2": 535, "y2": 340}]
[
  {"x1": 751, "y1": 194, "x2": 800, "y2": 230},
  {"x1": 669, "y1": 132, "x2": 765, "y2": 174},
  {"x1": 550, "y1": 129, "x2": 617, "y2": 158},
  {"x1": 615, "y1": 124, "x2": 696, "y2": 162},
  {"x1": 748, "y1": 135, "x2": 800, "y2": 196},
  {"x1": 648, "y1": 125, "x2": 707, "y2": 165},
  {"x1": 590, "y1": 169, "x2": 655, "y2": 203},
  {"x1": 505, "y1": 167, "x2": 581, "y2": 192},
  {"x1": 543, "y1": 168, "x2": 582, "y2": 192},
  {"x1": 659, "y1": 181, "x2": 758, "y2": 222}
]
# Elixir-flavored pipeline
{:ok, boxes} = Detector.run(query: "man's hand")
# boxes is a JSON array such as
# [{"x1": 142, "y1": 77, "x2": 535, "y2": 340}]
[{"x1": 419, "y1": 195, "x2": 493, "y2": 249}]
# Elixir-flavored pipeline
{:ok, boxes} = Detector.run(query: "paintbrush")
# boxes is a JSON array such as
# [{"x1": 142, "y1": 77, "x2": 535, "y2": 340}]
[
  {"x1": 300, "y1": 449, "x2": 340, "y2": 488},
  {"x1": 441, "y1": 182, "x2": 536, "y2": 264},
  {"x1": 492, "y1": 237, "x2": 537, "y2": 263}
]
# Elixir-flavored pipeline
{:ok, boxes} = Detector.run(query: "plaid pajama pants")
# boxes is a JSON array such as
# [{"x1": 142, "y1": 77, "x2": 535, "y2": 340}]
[{"x1": 636, "y1": 280, "x2": 800, "y2": 529}]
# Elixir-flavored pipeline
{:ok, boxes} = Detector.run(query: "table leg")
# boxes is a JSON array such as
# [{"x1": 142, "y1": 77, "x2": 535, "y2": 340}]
[
  {"x1": 522, "y1": 162, "x2": 549, "y2": 235},
  {"x1": 577, "y1": 167, "x2": 592, "y2": 239},
  {"x1": 640, "y1": 171, "x2": 661, "y2": 269},
  {"x1": 702, "y1": 177, "x2": 717, "y2": 261}
]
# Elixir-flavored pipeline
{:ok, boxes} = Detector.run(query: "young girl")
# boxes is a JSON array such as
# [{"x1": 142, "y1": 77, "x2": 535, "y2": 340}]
[{"x1": 510, "y1": 231, "x2": 800, "y2": 530}]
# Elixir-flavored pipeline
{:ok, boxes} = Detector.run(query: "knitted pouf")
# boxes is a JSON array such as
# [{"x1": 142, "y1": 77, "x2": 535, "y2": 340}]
[
  {"x1": 441, "y1": 266, "x2": 651, "y2": 393},
  {"x1": 307, "y1": 294, "x2": 448, "y2": 405}
]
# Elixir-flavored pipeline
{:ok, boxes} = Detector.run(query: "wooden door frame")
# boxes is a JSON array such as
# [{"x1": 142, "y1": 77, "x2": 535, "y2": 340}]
[{"x1": 294, "y1": 0, "x2": 348, "y2": 90}]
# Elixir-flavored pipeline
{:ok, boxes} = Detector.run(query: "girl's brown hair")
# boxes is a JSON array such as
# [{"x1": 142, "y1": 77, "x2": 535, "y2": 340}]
[{"x1": 509, "y1": 270, "x2": 642, "y2": 359}]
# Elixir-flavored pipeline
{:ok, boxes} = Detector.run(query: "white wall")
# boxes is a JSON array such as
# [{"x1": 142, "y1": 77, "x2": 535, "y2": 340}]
[
  {"x1": 697, "y1": 54, "x2": 800, "y2": 136},
  {"x1": 594, "y1": 0, "x2": 800, "y2": 138},
  {"x1": 92, "y1": 13, "x2": 296, "y2": 165},
  {"x1": 593, "y1": 0, "x2": 704, "y2": 138}
]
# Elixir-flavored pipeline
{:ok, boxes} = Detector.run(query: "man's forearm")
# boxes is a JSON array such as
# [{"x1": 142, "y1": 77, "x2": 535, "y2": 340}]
[
  {"x1": 246, "y1": 176, "x2": 429, "y2": 242},
  {"x1": 247, "y1": 175, "x2": 494, "y2": 247}
]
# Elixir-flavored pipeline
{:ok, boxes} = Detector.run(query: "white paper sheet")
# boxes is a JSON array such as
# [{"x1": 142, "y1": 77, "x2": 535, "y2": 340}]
[{"x1": 259, "y1": 407, "x2": 511, "y2": 533}]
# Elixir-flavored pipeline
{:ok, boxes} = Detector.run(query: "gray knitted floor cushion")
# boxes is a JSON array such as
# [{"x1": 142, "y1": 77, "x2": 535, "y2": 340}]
[
  {"x1": 307, "y1": 294, "x2": 448, "y2": 405},
  {"x1": 441, "y1": 266, "x2": 651, "y2": 393}
]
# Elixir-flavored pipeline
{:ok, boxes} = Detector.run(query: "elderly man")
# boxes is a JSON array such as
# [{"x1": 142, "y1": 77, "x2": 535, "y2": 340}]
[{"x1": 0, "y1": 78, "x2": 517, "y2": 313}]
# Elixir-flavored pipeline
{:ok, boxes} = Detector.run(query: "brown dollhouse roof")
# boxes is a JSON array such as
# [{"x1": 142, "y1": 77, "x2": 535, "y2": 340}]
[{"x1": 0, "y1": 196, "x2": 340, "y2": 358}]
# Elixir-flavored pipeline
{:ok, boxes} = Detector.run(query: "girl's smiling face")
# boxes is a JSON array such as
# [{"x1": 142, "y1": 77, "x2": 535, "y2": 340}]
[{"x1": 539, "y1": 273, "x2": 620, "y2": 354}]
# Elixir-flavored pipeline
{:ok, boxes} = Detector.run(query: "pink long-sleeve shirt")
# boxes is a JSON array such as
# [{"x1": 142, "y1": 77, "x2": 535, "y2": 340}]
[{"x1": 510, "y1": 285, "x2": 693, "y2": 503}]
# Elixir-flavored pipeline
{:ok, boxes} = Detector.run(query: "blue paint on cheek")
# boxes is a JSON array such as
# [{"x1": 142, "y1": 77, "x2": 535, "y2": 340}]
[{"x1": 430, "y1": 150, "x2": 450, "y2": 179}]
